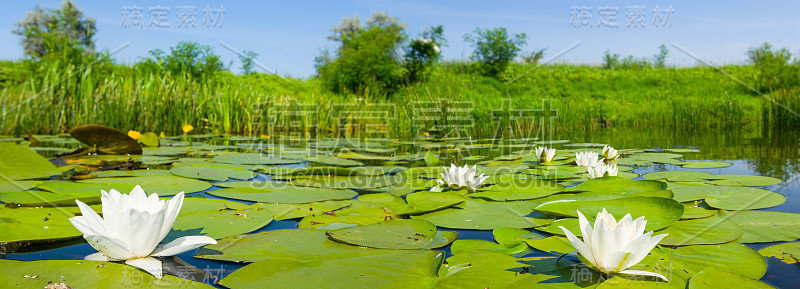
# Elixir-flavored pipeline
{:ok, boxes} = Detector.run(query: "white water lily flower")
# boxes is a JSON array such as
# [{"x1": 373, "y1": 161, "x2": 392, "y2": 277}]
[
  {"x1": 602, "y1": 145, "x2": 619, "y2": 160},
  {"x1": 535, "y1": 146, "x2": 556, "y2": 163},
  {"x1": 559, "y1": 209, "x2": 668, "y2": 281},
  {"x1": 575, "y1": 151, "x2": 603, "y2": 167},
  {"x1": 69, "y1": 185, "x2": 216, "y2": 279},
  {"x1": 433, "y1": 164, "x2": 488, "y2": 191},
  {"x1": 587, "y1": 163, "x2": 618, "y2": 179}
]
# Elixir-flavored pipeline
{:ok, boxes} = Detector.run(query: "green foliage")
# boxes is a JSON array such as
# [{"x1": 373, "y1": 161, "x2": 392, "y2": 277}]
[
  {"x1": 602, "y1": 50, "x2": 620, "y2": 69},
  {"x1": 12, "y1": 0, "x2": 96, "y2": 58},
  {"x1": 136, "y1": 42, "x2": 226, "y2": 79},
  {"x1": 464, "y1": 27, "x2": 527, "y2": 77},
  {"x1": 317, "y1": 12, "x2": 407, "y2": 96},
  {"x1": 522, "y1": 49, "x2": 546, "y2": 65},
  {"x1": 747, "y1": 43, "x2": 800, "y2": 92},
  {"x1": 239, "y1": 50, "x2": 259, "y2": 75},
  {"x1": 653, "y1": 44, "x2": 669, "y2": 68},
  {"x1": 404, "y1": 25, "x2": 445, "y2": 83}
]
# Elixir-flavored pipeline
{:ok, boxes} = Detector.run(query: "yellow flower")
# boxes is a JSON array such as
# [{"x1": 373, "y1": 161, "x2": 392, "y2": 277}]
[
  {"x1": 159, "y1": 131, "x2": 166, "y2": 138},
  {"x1": 423, "y1": 132, "x2": 430, "y2": 136},
  {"x1": 127, "y1": 130, "x2": 141, "y2": 140},
  {"x1": 182, "y1": 125, "x2": 194, "y2": 134}
]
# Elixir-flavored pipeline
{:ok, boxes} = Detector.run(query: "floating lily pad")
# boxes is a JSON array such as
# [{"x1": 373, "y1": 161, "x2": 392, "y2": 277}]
[
  {"x1": 256, "y1": 200, "x2": 353, "y2": 220},
  {"x1": 207, "y1": 187, "x2": 357, "y2": 204},
  {"x1": 213, "y1": 153, "x2": 302, "y2": 165},
  {"x1": 0, "y1": 206, "x2": 82, "y2": 248},
  {"x1": 170, "y1": 163, "x2": 256, "y2": 181},
  {"x1": 657, "y1": 216, "x2": 743, "y2": 246},
  {"x1": 535, "y1": 197, "x2": 683, "y2": 231},
  {"x1": 290, "y1": 175, "x2": 402, "y2": 190},
  {"x1": 524, "y1": 236, "x2": 575, "y2": 254},
  {"x1": 681, "y1": 203, "x2": 718, "y2": 219},
  {"x1": 0, "y1": 259, "x2": 213, "y2": 288},
  {"x1": 285, "y1": 166, "x2": 363, "y2": 176},
  {"x1": 326, "y1": 219, "x2": 450, "y2": 250},
  {"x1": 405, "y1": 191, "x2": 467, "y2": 214},
  {"x1": 451, "y1": 227, "x2": 538, "y2": 256},
  {"x1": 0, "y1": 143, "x2": 61, "y2": 180},
  {"x1": 678, "y1": 161, "x2": 732, "y2": 169},
  {"x1": 69, "y1": 125, "x2": 142, "y2": 155},
  {"x1": 687, "y1": 268, "x2": 774, "y2": 289},
  {"x1": 669, "y1": 183, "x2": 785, "y2": 210},
  {"x1": 474, "y1": 180, "x2": 564, "y2": 202},
  {"x1": 303, "y1": 155, "x2": 364, "y2": 167},
  {"x1": 411, "y1": 199, "x2": 553, "y2": 230},
  {"x1": 0, "y1": 180, "x2": 41, "y2": 193},
  {"x1": 705, "y1": 174, "x2": 782, "y2": 186},
  {"x1": 168, "y1": 198, "x2": 273, "y2": 241},
  {"x1": 565, "y1": 176, "x2": 666, "y2": 194},
  {"x1": 721, "y1": 210, "x2": 800, "y2": 243},
  {"x1": 79, "y1": 176, "x2": 211, "y2": 196},
  {"x1": 758, "y1": 242, "x2": 800, "y2": 264},
  {"x1": 636, "y1": 242, "x2": 766, "y2": 281},
  {"x1": 642, "y1": 171, "x2": 715, "y2": 182},
  {"x1": 298, "y1": 202, "x2": 398, "y2": 230}
]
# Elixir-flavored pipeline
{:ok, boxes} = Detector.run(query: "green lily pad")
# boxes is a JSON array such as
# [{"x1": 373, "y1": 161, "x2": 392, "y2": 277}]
[
  {"x1": 69, "y1": 125, "x2": 142, "y2": 155},
  {"x1": 142, "y1": 146, "x2": 192, "y2": 156},
  {"x1": 168, "y1": 198, "x2": 273, "y2": 241},
  {"x1": 411, "y1": 199, "x2": 553, "y2": 230},
  {"x1": 687, "y1": 268, "x2": 774, "y2": 289},
  {"x1": 170, "y1": 163, "x2": 256, "y2": 181},
  {"x1": 657, "y1": 216, "x2": 743, "y2": 246},
  {"x1": 451, "y1": 227, "x2": 538, "y2": 256},
  {"x1": 290, "y1": 175, "x2": 402, "y2": 190},
  {"x1": 424, "y1": 151, "x2": 440, "y2": 165},
  {"x1": 637, "y1": 242, "x2": 766, "y2": 281},
  {"x1": 758, "y1": 242, "x2": 800, "y2": 264},
  {"x1": 326, "y1": 219, "x2": 448, "y2": 249},
  {"x1": 705, "y1": 174, "x2": 782, "y2": 186},
  {"x1": 298, "y1": 201, "x2": 398, "y2": 230},
  {"x1": 405, "y1": 191, "x2": 467, "y2": 214},
  {"x1": 669, "y1": 183, "x2": 785, "y2": 210},
  {"x1": 0, "y1": 206, "x2": 82, "y2": 248},
  {"x1": 256, "y1": 200, "x2": 353, "y2": 220},
  {"x1": 721, "y1": 210, "x2": 800, "y2": 243},
  {"x1": 303, "y1": 155, "x2": 364, "y2": 167},
  {"x1": 642, "y1": 171, "x2": 715, "y2": 182},
  {"x1": 213, "y1": 153, "x2": 302, "y2": 165},
  {"x1": 0, "y1": 180, "x2": 41, "y2": 193},
  {"x1": 79, "y1": 176, "x2": 211, "y2": 196},
  {"x1": 565, "y1": 176, "x2": 666, "y2": 194},
  {"x1": 613, "y1": 158, "x2": 653, "y2": 166},
  {"x1": 0, "y1": 143, "x2": 61, "y2": 180},
  {"x1": 681, "y1": 202, "x2": 718, "y2": 219},
  {"x1": 678, "y1": 161, "x2": 732, "y2": 169},
  {"x1": 524, "y1": 236, "x2": 575, "y2": 254},
  {"x1": 534, "y1": 197, "x2": 683, "y2": 231},
  {"x1": 138, "y1": 132, "x2": 160, "y2": 147},
  {"x1": 0, "y1": 259, "x2": 213, "y2": 288},
  {"x1": 473, "y1": 180, "x2": 565, "y2": 201},
  {"x1": 207, "y1": 187, "x2": 357, "y2": 204}
]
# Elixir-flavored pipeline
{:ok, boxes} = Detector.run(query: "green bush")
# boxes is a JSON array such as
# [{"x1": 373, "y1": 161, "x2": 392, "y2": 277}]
[
  {"x1": 404, "y1": 25, "x2": 445, "y2": 83},
  {"x1": 12, "y1": 0, "x2": 96, "y2": 58},
  {"x1": 747, "y1": 43, "x2": 800, "y2": 92},
  {"x1": 316, "y1": 12, "x2": 407, "y2": 96},
  {"x1": 464, "y1": 27, "x2": 527, "y2": 78},
  {"x1": 135, "y1": 42, "x2": 225, "y2": 79}
]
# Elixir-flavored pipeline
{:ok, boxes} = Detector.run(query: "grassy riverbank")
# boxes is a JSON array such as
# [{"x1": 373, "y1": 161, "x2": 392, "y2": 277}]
[{"x1": 0, "y1": 59, "x2": 789, "y2": 138}]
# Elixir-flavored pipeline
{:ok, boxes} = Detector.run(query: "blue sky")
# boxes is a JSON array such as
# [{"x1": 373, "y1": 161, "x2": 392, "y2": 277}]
[{"x1": 1, "y1": 0, "x2": 798, "y2": 77}]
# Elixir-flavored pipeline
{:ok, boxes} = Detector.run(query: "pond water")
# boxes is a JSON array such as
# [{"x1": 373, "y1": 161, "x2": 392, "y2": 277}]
[{"x1": 2, "y1": 126, "x2": 799, "y2": 288}]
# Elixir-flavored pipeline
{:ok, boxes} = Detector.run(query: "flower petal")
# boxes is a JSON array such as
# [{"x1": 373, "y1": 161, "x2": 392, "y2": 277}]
[
  {"x1": 150, "y1": 236, "x2": 217, "y2": 257},
  {"x1": 84, "y1": 234, "x2": 132, "y2": 260},
  {"x1": 75, "y1": 200, "x2": 108, "y2": 236},
  {"x1": 158, "y1": 192, "x2": 185, "y2": 241},
  {"x1": 619, "y1": 269, "x2": 669, "y2": 282},
  {"x1": 560, "y1": 226, "x2": 596, "y2": 267},
  {"x1": 125, "y1": 257, "x2": 163, "y2": 279},
  {"x1": 85, "y1": 252, "x2": 115, "y2": 261},
  {"x1": 68, "y1": 216, "x2": 93, "y2": 236}
]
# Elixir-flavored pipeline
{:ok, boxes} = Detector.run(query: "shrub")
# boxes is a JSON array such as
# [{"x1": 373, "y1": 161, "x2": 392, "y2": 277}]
[
  {"x1": 464, "y1": 27, "x2": 527, "y2": 78},
  {"x1": 747, "y1": 43, "x2": 800, "y2": 92},
  {"x1": 316, "y1": 12, "x2": 407, "y2": 96},
  {"x1": 404, "y1": 25, "x2": 445, "y2": 83},
  {"x1": 136, "y1": 42, "x2": 226, "y2": 79}
]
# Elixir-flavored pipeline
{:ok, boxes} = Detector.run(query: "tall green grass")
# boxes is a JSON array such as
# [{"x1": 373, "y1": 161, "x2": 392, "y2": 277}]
[{"x1": 0, "y1": 60, "x2": 785, "y2": 138}]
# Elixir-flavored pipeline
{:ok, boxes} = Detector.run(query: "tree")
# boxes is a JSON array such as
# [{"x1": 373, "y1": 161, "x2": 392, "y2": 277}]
[
  {"x1": 653, "y1": 44, "x2": 668, "y2": 68},
  {"x1": 464, "y1": 27, "x2": 527, "y2": 77},
  {"x1": 137, "y1": 42, "x2": 225, "y2": 79},
  {"x1": 239, "y1": 50, "x2": 259, "y2": 75},
  {"x1": 747, "y1": 43, "x2": 799, "y2": 92},
  {"x1": 13, "y1": 0, "x2": 96, "y2": 57},
  {"x1": 317, "y1": 11, "x2": 407, "y2": 96},
  {"x1": 404, "y1": 25, "x2": 445, "y2": 83}
]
